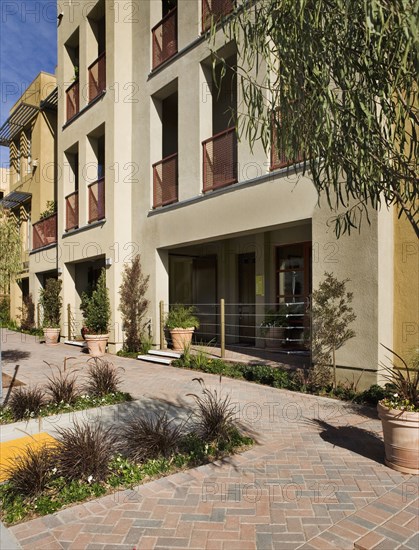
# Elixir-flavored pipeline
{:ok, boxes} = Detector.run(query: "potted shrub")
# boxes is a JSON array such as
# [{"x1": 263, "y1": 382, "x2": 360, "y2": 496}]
[
  {"x1": 39, "y1": 278, "x2": 62, "y2": 345},
  {"x1": 80, "y1": 269, "x2": 111, "y2": 356},
  {"x1": 166, "y1": 304, "x2": 200, "y2": 352},
  {"x1": 260, "y1": 306, "x2": 290, "y2": 349},
  {"x1": 377, "y1": 345, "x2": 419, "y2": 474}
]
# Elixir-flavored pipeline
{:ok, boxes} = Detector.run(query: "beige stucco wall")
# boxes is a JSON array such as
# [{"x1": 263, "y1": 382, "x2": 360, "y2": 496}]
[
  {"x1": 57, "y1": 0, "x2": 134, "y2": 347},
  {"x1": 312, "y1": 195, "x2": 395, "y2": 389}
]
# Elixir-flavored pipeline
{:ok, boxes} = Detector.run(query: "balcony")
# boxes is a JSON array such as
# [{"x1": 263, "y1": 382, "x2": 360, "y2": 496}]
[
  {"x1": 152, "y1": 8, "x2": 177, "y2": 69},
  {"x1": 88, "y1": 52, "x2": 106, "y2": 103},
  {"x1": 88, "y1": 177, "x2": 105, "y2": 223},
  {"x1": 153, "y1": 153, "x2": 178, "y2": 208},
  {"x1": 270, "y1": 118, "x2": 304, "y2": 170},
  {"x1": 203, "y1": 127, "x2": 237, "y2": 192},
  {"x1": 32, "y1": 213, "x2": 57, "y2": 250},
  {"x1": 65, "y1": 191, "x2": 78, "y2": 231},
  {"x1": 202, "y1": 0, "x2": 234, "y2": 32},
  {"x1": 66, "y1": 80, "x2": 79, "y2": 122}
]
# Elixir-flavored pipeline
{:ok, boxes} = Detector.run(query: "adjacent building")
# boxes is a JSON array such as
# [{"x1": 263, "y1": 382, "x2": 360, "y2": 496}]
[{"x1": 0, "y1": 72, "x2": 58, "y2": 323}]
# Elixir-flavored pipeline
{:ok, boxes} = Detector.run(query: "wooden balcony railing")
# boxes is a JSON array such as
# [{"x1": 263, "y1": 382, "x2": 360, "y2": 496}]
[
  {"x1": 88, "y1": 177, "x2": 105, "y2": 223},
  {"x1": 203, "y1": 127, "x2": 237, "y2": 192},
  {"x1": 32, "y1": 213, "x2": 57, "y2": 250},
  {"x1": 270, "y1": 116, "x2": 304, "y2": 170},
  {"x1": 152, "y1": 8, "x2": 177, "y2": 69},
  {"x1": 202, "y1": 0, "x2": 234, "y2": 32},
  {"x1": 65, "y1": 191, "x2": 78, "y2": 231},
  {"x1": 88, "y1": 52, "x2": 106, "y2": 103},
  {"x1": 270, "y1": 142, "x2": 304, "y2": 170},
  {"x1": 66, "y1": 80, "x2": 79, "y2": 121},
  {"x1": 153, "y1": 153, "x2": 178, "y2": 208}
]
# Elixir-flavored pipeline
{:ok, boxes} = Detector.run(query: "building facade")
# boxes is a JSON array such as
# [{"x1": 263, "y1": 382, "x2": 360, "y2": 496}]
[
  {"x1": 0, "y1": 72, "x2": 58, "y2": 324},
  {"x1": 19, "y1": 0, "x2": 414, "y2": 388}
]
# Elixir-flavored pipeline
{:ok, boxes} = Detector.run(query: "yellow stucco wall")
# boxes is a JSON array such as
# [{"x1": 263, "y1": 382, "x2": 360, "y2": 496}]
[{"x1": 393, "y1": 210, "x2": 419, "y2": 362}]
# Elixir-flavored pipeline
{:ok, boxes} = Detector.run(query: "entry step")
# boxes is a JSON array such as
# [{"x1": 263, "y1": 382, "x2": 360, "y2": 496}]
[
  {"x1": 149, "y1": 350, "x2": 181, "y2": 359},
  {"x1": 64, "y1": 340, "x2": 87, "y2": 347},
  {"x1": 137, "y1": 355, "x2": 171, "y2": 365}
]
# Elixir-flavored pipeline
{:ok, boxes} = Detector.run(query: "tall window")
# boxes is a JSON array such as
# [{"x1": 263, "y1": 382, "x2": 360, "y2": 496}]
[
  {"x1": 25, "y1": 128, "x2": 32, "y2": 173},
  {"x1": 276, "y1": 242, "x2": 311, "y2": 304}
]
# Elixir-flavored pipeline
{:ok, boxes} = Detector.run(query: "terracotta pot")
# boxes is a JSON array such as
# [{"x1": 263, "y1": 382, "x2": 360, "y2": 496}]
[
  {"x1": 170, "y1": 328, "x2": 194, "y2": 352},
  {"x1": 85, "y1": 334, "x2": 109, "y2": 357},
  {"x1": 377, "y1": 402, "x2": 419, "y2": 474},
  {"x1": 265, "y1": 326, "x2": 285, "y2": 349},
  {"x1": 43, "y1": 327, "x2": 60, "y2": 346}
]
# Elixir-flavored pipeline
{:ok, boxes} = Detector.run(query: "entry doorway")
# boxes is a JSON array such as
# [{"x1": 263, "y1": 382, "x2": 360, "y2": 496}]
[
  {"x1": 169, "y1": 254, "x2": 218, "y2": 342},
  {"x1": 238, "y1": 253, "x2": 255, "y2": 344}
]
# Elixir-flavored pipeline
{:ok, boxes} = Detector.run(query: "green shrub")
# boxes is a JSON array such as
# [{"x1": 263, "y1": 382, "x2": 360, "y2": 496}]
[
  {"x1": 39, "y1": 201, "x2": 56, "y2": 219},
  {"x1": 139, "y1": 332, "x2": 154, "y2": 355},
  {"x1": 39, "y1": 279, "x2": 62, "y2": 328},
  {"x1": 81, "y1": 269, "x2": 110, "y2": 334},
  {"x1": 354, "y1": 384, "x2": 393, "y2": 406},
  {"x1": 0, "y1": 295, "x2": 10, "y2": 324},
  {"x1": 20, "y1": 293, "x2": 36, "y2": 331},
  {"x1": 166, "y1": 304, "x2": 200, "y2": 329}
]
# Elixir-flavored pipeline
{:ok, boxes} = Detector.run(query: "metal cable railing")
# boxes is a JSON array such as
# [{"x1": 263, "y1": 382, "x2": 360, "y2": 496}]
[{"x1": 160, "y1": 300, "x2": 311, "y2": 356}]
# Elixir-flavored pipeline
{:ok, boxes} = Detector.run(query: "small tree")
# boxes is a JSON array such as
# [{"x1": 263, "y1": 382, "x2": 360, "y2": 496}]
[
  {"x1": 20, "y1": 293, "x2": 36, "y2": 330},
  {"x1": 0, "y1": 208, "x2": 21, "y2": 295},
  {"x1": 119, "y1": 254, "x2": 150, "y2": 352},
  {"x1": 311, "y1": 273, "x2": 356, "y2": 389},
  {"x1": 39, "y1": 279, "x2": 62, "y2": 328},
  {"x1": 81, "y1": 269, "x2": 111, "y2": 334}
]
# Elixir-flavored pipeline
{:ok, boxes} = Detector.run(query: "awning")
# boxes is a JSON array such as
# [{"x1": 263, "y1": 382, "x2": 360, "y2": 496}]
[
  {"x1": 0, "y1": 103, "x2": 39, "y2": 146},
  {"x1": 0, "y1": 191, "x2": 32, "y2": 209},
  {"x1": 41, "y1": 87, "x2": 58, "y2": 111}
]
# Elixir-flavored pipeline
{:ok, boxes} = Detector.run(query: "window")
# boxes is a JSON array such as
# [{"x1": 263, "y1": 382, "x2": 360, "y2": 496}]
[
  {"x1": 25, "y1": 128, "x2": 32, "y2": 173},
  {"x1": 11, "y1": 139, "x2": 21, "y2": 181},
  {"x1": 276, "y1": 242, "x2": 311, "y2": 304}
]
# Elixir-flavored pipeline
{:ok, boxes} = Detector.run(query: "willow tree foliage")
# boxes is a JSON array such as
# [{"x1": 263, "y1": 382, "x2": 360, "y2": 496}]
[
  {"x1": 212, "y1": 0, "x2": 419, "y2": 237},
  {"x1": 0, "y1": 207, "x2": 22, "y2": 294}
]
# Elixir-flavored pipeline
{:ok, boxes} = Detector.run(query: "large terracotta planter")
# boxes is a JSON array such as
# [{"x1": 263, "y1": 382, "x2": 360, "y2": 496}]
[
  {"x1": 85, "y1": 334, "x2": 109, "y2": 357},
  {"x1": 43, "y1": 327, "x2": 60, "y2": 346},
  {"x1": 377, "y1": 402, "x2": 419, "y2": 474},
  {"x1": 170, "y1": 328, "x2": 194, "y2": 352},
  {"x1": 265, "y1": 327, "x2": 285, "y2": 349}
]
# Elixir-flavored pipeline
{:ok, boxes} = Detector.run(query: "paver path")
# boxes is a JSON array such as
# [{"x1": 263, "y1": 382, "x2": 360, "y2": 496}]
[{"x1": 1, "y1": 330, "x2": 418, "y2": 550}]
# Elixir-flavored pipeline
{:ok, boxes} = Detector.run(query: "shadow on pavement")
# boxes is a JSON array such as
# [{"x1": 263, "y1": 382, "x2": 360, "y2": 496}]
[
  {"x1": 312, "y1": 418, "x2": 385, "y2": 465},
  {"x1": 1, "y1": 349, "x2": 31, "y2": 364}
]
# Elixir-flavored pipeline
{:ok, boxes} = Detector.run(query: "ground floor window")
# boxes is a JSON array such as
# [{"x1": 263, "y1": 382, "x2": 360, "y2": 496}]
[{"x1": 276, "y1": 241, "x2": 311, "y2": 304}]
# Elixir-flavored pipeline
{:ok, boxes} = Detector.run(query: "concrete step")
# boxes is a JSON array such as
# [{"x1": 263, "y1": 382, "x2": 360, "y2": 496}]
[
  {"x1": 149, "y1": 350, "x2": 181, "y2": 359},
  {"x1": 64, "y1": 340, "x2": 86, "y2": 347},
  {"x1": 137, "y1": 355, "x2": 171, "y2": 365}
]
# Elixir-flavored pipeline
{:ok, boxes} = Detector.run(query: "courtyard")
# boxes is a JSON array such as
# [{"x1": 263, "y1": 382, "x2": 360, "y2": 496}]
[{"x1": 0, "y1": 330, "x2": 418, "y2": 550}]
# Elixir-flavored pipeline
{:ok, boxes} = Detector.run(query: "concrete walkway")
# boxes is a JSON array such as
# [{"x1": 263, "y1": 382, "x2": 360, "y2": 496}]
[{"x1": 1, "y1": 330, "x2": 418, "y2": 550}]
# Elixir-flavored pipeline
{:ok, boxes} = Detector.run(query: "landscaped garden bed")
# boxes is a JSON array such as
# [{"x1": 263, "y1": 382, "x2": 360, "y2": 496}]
[
  {"x1": 171, "y1": 348, "x2": 395, "y2": 407},
  {"x1": 0, "y1": 378, "x2": 252, "y2": 525},
  {"x1": 0, "y1": 358, "x2": 131, "y2": 425}
]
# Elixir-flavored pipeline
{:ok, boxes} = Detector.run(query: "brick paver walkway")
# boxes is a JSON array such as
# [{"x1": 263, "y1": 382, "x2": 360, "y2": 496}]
[{"x1": 1, "y1": 330, "x2": 418, "y2": 550}]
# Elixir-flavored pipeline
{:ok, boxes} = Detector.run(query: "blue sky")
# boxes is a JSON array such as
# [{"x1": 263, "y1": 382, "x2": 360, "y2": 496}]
[{"x1": 0, "y1": 0, "x2": 57, "y2": 168}]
